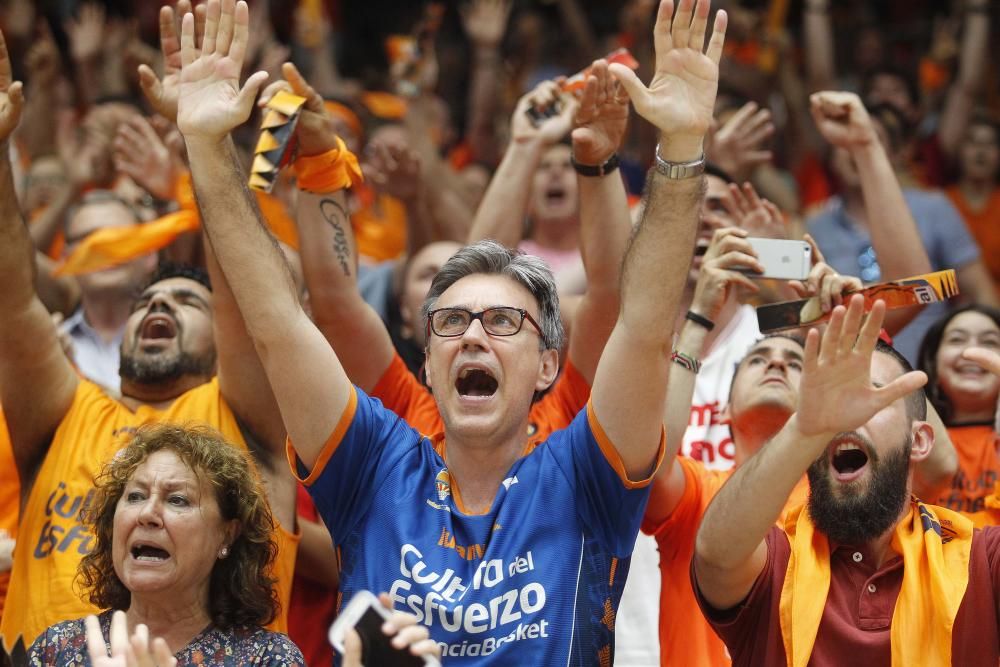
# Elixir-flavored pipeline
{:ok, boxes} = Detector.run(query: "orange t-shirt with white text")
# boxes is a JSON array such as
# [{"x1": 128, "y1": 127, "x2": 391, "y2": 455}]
[{"x1": 642, "y1": 457, "x2": 810, "y2": 666}]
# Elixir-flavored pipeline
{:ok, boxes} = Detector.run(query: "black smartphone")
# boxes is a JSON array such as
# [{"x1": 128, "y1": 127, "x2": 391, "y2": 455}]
[{"x1": 329, "y1": 591, "x2": 440, "y2": 666}]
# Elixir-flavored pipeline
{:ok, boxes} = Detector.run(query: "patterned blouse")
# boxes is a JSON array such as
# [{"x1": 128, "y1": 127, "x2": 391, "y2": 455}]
[{"x1": 28, "y1": 610, "x2": 305, "y2": 666}]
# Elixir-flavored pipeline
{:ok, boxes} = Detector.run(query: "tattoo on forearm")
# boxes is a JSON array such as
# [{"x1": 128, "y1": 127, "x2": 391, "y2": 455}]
[{"x1": 319, "y1": 198, "x2": 352, "y2": 277}]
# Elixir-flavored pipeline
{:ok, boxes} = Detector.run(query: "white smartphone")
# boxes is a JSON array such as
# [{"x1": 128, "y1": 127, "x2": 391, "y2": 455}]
[
  {"x1": 739, "y1": 237, "x2": 812, "y2": 280},
  {"x1": 329, "y1": 590, "x2": 441, "y2": 666}
]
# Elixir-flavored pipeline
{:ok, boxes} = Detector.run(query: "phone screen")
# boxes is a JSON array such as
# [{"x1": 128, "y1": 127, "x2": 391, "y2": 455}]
[{"x1": 354, "y1": 607, "x2": 429, "y2": 667}]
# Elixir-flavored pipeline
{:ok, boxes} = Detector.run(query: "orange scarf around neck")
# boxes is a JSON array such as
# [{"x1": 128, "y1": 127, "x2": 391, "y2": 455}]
[{"x1": 778, "y1": 498, "x2": 973, "y2": 667}]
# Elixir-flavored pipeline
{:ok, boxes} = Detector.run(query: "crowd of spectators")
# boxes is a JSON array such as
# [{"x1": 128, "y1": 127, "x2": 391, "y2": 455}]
[{"x1": 0, "y1": 0, "x2": 998, "y2": 665}]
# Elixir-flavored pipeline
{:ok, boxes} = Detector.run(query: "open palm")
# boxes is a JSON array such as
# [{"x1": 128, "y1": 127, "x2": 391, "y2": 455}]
[
  {"x1": 572, "y1": 59, "x2": 628, "y2": 165},
  {"x1": 795, "y1": 296, "x2": 927, "y2": 438},
  {"x1": 176, "y1": 0, "x2": 267, "y2": 142},
  {"x1": 138, "y1": 1, "x2": 200, "y2": 123},
  {"x1": 610, "y1": 0, "x2": 727, "y2": 141}
]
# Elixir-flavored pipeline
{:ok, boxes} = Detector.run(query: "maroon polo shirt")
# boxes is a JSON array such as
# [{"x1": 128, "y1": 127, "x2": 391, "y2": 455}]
[{"x1": 693, "y1": 525, "x2": 1000, "y2": 665}]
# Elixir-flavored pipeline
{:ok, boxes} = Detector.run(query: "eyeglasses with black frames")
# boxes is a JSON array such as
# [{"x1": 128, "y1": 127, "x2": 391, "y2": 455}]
[{"x1": 426, "y1": 307, "x2": 543, "y2": 339}]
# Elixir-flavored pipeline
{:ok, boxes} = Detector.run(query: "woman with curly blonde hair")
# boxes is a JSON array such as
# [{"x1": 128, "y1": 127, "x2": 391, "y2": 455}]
[{"x1": 28, "y1": 423, "x2": 304, "y2": 665}]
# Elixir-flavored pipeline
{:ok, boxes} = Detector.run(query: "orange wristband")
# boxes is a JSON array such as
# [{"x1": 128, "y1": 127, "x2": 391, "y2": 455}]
[{"x1": 293, "y1": 137, "x2": 364, "y2": 194}]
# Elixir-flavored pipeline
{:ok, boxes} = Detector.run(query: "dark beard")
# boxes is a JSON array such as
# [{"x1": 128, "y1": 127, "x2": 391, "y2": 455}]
[
  {"x1": 806, "y1": 432, "x2": 912, "y2": 545},
  {"x1": 119, "y1": 349, "x2": 216, "y2": 386}
]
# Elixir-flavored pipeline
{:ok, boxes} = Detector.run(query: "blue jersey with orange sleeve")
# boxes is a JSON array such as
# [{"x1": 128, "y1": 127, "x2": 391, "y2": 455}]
[{"x1": 288, "y1": 387, "x2": 660, "y2": 665}]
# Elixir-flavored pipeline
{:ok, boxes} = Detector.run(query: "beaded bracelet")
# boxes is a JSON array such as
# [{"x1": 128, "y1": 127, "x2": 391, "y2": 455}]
[{"x1": 670, "y1": 350, "x2": 701, "y2": 374}]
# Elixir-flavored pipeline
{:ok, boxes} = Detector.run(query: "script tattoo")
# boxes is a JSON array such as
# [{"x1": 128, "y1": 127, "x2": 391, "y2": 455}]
[{"x1": 319, "y1": 198, "x2": 352, "y2": 277}]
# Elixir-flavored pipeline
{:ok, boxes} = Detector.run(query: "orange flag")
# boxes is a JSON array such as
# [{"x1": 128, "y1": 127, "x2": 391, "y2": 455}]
[{"x1": 55, "y1": 209, "x2": 200, "y2": 276}]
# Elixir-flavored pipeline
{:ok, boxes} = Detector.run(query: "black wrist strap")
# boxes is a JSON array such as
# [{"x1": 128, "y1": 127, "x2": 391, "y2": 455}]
[
  {"x1": 570, "y1": 152, "x2": 620, "y2": 177},
  {"x1": 685, "y1": 310, "x2": 715, "y2": 331}
]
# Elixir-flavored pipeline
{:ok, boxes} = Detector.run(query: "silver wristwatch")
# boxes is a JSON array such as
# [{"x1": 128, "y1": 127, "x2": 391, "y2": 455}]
[{"x1": 654, "y1": 144, "x2": 706, "y2": 179}]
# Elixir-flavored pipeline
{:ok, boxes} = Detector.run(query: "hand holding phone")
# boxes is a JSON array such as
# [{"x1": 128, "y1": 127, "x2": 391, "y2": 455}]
[
  {"x1": 330, "y1": 591, "x2": 442, "y2": 667},
  {"x1": 526, "y1": 48, "x2": 638, "y2": 127}
]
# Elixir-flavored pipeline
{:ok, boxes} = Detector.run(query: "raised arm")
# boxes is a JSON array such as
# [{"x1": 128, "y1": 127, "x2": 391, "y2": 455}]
[
  {"x1": 459, "y1": 0, "x2": 512, "y2": 165},
  {"x1": 0, "y1": 29, "x2": 78, "y2": 484},
  {"x1": 811, "y1": 92, "x2": 931, "y2": 282},
  {"x1": 466, "y1": 81, "x2": 577, "y2": 247},
  {"x1": 263, "y1": 62, "x2": 396, "y2": 394},
  {"x1": 937, "y1": 0, "x2": 990, "y2": 161},
  {"x1": 694, "y1": 296, "x2": 927, "y2": 609},
  {"x1": 802, "y1": 0, "x2": 835, "y2": 93},
  {"x1": 176, "y1": 0, "x2": 350, "y2": 469},
  {"x1": 565, "y1": 59, "x2": 632, "y2": 383},
  {"x1": 647, "y1": 227, "x2": 761, "y2": 522},
  {"x1": 134, "y1": 5, "x2": 291, "y2": 481},
  {"x1": 595, "y1": 0, "x2": 726, "y2": 479}
]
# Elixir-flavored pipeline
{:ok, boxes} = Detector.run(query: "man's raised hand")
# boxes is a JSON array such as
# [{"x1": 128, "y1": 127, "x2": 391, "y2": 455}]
[
  {"x1": 176, "y1": 0, "x2": 268, "y2": 143},
  {"x1": 138, "y1": 1, "x2": 203, "y2": 123},
  {"x1": 795, "y1": 295, "x2": 927, "y2": 438},
  {"x1": 810, "y1": 91, "x2": 879, "y2": 151},
  {"x1": 690, "y1": 226, "x2": 761, "y2": 323},
  {"x1": 257, "y1": 61, "x2": 338, "y2": 157},
  {"x1": 609, "y1": 0, "x2": 727, "y2": 160},
  {"x1": 572, "y1": 59, "x2": 629, "y2": 166}
]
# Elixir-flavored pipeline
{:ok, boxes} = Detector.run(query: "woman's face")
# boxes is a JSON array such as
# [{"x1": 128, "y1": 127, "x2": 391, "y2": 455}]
[
  {"x1": 935, "y1": 311, "x2": 1000, "y2": 414},
  {"x1": 112, "y1": 450, "x2": 236, "y2": 603}
]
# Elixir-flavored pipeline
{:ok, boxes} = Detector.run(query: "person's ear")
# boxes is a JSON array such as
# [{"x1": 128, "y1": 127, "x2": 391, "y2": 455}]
[
  {"x1": 422, "y1": 356, "x2": 432, "y2": 391},
  {"x1": 221, "y1": 520, "x2": 240, "y2": 556},
  {"x1": 908, "y1": 420, "x2": 935, "y2": 463},
  {"x1": 535, "y1": 348, "x2": 559, "y2": 392}
]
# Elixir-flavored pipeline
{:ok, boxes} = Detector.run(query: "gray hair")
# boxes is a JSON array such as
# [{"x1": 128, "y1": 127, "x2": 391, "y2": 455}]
[{"x1": 421, "y1": 240, "x2": 564, "y2": 351}]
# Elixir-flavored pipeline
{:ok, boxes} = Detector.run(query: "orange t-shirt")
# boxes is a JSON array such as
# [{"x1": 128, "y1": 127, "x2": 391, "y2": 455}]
[
  {"x1": 932, "y1": 424, "x2": 1000, "y2": 513},
  {"x1": 946, "y1": 187, "x2": 1000, "y2": 286},
  {"x1": 370, "y1": 351, "x2": 592, "y2": 438},
  {"x1": 352, "y1": 185, "x2": 408, "y2": 263},
  {"x1": 0, "y1": 379, "x2": 298, "y2": 655},
  {"x1": 642, "y1": 457, "x2": 810, "y2": 666},
  {"x1": 0, "y1": 410, "x2": 18, "y2": 620}
]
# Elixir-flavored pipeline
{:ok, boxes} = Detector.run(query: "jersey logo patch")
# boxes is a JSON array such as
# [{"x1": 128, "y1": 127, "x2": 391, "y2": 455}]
[{"x1": 435, "y1": 468, "x2": 452, "y2": 501}]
